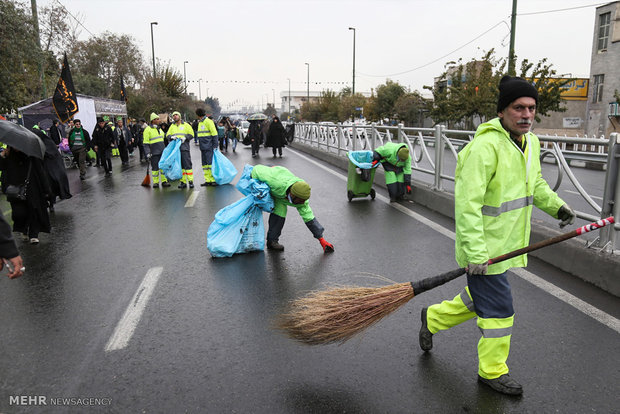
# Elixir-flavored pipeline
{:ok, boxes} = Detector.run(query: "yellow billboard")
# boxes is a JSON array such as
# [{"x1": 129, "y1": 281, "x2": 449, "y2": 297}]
[{"x1": 558, "y1": 78, "x2": 589, "y2": 101}]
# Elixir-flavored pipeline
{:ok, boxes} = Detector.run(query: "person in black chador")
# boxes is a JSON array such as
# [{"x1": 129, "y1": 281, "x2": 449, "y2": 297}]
[
  {"x1": 248, "y1": 120, "x2": 263, "y2": 158},
  {"x1": 265, "y1": 116, "x2": 287, "y2": 158},
  {"x1": 92, "y1": 117, "x2": 115, "y2": 175},
  {"x1": 32, "y1": 128, "x2": 72, "y2": 212},
  {"x1": 0, "y1": 147, "x2": 52, "y2": 244}
]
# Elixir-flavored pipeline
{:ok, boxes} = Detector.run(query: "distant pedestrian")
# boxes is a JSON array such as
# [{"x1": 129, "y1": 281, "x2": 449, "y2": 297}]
[
  {"x1": 114, "y1": 117, "x2": 132, "y2": 166},
  {"x1": 248, "y1": 120, "x2": 263, "y2": 158},
  {"x1": 67, "y1": 119, "x2": 92, "y2": 180},
  {"x1": 92, "y1": 117, "x2": 115, "y2": 176},
  {"x1": 49, "y1": 119, "x2": 63, "y2": 145},
  {"x1": 265, "y1": 116, "x2": 287, "y2": 158},
  {"x1": 32, "y1": 128, "x2": 72, "y2": 212},
  {"x1": 217, "y1": 121, "x2": 227, "y2": 152},
  {"x1": 136, "y1": 118, "x2": 147, "y2": 163}
]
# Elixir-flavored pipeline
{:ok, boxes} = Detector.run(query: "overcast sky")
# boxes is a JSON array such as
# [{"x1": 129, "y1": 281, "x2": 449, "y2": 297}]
[{"x1": 38, "y1": 0, "x2": 605, "y2": 111}]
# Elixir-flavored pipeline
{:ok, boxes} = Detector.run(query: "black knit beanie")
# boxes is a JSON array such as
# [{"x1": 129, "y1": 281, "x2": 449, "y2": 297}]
[{"x1": 496, "y1": 75, "x2": 539, "y2": 113}]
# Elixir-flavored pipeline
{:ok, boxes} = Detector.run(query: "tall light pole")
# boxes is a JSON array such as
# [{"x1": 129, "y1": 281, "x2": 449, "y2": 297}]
[
  {"x1": 150, "y1": 22, "x2": 158, "y2": 78},
  {"x1": 287, "y1": 78, "x2": 291, "y2": 115},
  {"x1": 183, "y1": 61, "x2": 188, "y2": 94},
  {"x1": 349, "y1": 27, "x2": 356, "y2": 96},
  {"x1": 305, "y1": 62, "x2": 310, "y2": 105},
  {"x1": 508, "y1": 0, "x2": 517, "y2": 76},
  {"x1": 198, "y1": 78, "x2": 202, "y2": 101},
  {"x1": 272, "y1": 88, "x2": 275, "y2": 111}
]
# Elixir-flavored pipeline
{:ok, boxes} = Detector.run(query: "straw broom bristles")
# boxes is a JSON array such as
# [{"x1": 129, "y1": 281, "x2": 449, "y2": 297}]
[{"x1": 277, "y1": 282, "x2": 415, "y2": 345}]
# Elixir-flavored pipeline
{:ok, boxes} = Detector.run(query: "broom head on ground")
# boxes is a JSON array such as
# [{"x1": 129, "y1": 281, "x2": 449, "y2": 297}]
[{"x1": 141, "y1": 164, "x2": 151, "y2": 187}]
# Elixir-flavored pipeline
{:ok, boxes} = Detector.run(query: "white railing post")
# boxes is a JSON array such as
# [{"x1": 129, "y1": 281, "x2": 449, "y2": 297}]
[
  {"x1": 598, "y1": 132, "x2": 620, "y2": 252},
  {"x1": 434, "y1": 124, "x2": 444, "y2": 190}
]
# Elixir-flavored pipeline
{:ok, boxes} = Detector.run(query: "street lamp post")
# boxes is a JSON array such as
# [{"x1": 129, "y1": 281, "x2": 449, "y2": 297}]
[
  {"x1": 287, "y1": 78, "x2": 291, "y2": 115},
  {"x1": 305, "y1": 63, "x2": 309, "y2": 105},
  {"x1": 198, "y1": 78, "x2": 202, "y2": 101},
  {"x1": 150, "y1": 22, "x2": 158, "y2": 78},
  {"x1": 349, "y1": 27, "x2": 356, "y2": 96},
  {"x1": 183, "y1": 61, "x2": 188, "y2": 94},
  {"x1": 272, "y1": 88, "x2": 275, "y2": 112}
]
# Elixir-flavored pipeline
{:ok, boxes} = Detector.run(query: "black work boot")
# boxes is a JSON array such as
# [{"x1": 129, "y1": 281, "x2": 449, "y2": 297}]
[
  {"x1": 189, "y1": 181, "x2": 194, "y2": 189},
  {"x1": 267, "y1": 240, "x2": 284, "y2": 251},
  {"x1": 178, "y1": 182, "x2": 187, "y2": 189},
  {"x1": 419, "y1": 307, "x2": 433, "y2": 352},
  {"x1": 161, "y1": 182, "x2": 171, "y2": 187},
  {"x1": 478, "y1": 374, "x2": 523, "y2": 396}
]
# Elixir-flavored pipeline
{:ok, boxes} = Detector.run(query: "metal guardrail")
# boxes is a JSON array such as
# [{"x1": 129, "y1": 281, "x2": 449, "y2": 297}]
[{"x1": 293, "y1": 122, "x2": 620, "y2": 253}]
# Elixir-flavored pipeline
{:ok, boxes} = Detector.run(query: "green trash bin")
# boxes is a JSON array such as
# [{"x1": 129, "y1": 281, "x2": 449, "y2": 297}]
[{"x1": 347, "y1": 151, "x2": 377, "y2": 201}]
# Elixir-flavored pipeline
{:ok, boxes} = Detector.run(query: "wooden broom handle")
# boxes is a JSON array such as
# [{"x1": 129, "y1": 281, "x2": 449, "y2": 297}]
[
  {"x1": 488, "y1": 217, "x2": 615, "y2": 265},
  {"x1": 411, "y1": 217, "x2": 614, "y2": 295}
]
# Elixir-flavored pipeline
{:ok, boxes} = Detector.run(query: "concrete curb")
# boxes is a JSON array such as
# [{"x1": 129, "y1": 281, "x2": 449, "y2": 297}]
[{"x1": 291, "y1": 141, "x2": 620, "y2": 297}]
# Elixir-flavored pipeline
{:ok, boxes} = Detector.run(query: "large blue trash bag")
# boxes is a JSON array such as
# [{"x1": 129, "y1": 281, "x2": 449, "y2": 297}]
[
  {"x1": 348, "y1": 150, "x2": 379, "y2": 169},
  {"x1": 212, "y1": 149, "x2": 238, "y2": 185},
  {"x1": 207, "y1": 166, "x2": 274, "y2": 257},
  {"x1": 158, "y1": 139, "x2": 183, "y2": 181}
]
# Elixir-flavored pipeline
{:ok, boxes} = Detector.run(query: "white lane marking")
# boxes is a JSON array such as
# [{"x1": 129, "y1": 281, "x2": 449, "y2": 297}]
[
  {"x1": 565, "y1": 189, "x2": 603, "y2": 201},
  {"x1": 289, "y1": 148, "x2": 620, "y2": 334},
  {"x1": 185, "y1": 190, "x2": 200, "y2": 207},
  {"x1": 105, "y1": 267, "x2": 164, "y2": 352}
]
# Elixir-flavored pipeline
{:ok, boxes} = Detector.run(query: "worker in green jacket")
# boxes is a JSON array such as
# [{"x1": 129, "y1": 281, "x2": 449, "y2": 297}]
[
  {"x1": 418, "y1": 76, "x2": 576, "y2": 396},
  {"x1": 371, "y1": 142, "x2": 412, "y2": 202},
  {"x1": 250, "y1": 165, "x2": 334, "y2": 253}
]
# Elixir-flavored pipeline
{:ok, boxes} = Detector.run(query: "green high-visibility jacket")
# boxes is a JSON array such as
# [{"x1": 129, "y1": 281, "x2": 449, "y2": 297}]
[
  {"x1": 373, "y1": 142, "x2": 412, "y2": 178},
  {"x1": 197, "y1": 117, "x2": 217, "y2": 138},
  {"x1": 143, "y1": 124, "x2": 165, "y2": 156},
  {"x1": 251, "y1": 165, "x2": 314, "y2": 222},
  {"x1": 455, "y1": 117, "x2": 565, "y2": 274}
]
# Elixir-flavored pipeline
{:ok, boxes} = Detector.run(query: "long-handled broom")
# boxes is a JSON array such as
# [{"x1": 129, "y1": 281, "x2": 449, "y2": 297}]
[
  {"x1": 141, "y1": 162, "x2": 151, "y2": 187},
  {"x1": 278, "y1": 217, "x2": 615, "y2": 345}
]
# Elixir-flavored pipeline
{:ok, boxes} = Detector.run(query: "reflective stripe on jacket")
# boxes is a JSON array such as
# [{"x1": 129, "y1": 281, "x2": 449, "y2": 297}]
[
  {"x1": 454, "y1": 117, "x2": 564, "y2": 274},
  {"x1": 197, "y1": 117, "x2": 218, "y2": 138},
  {"x1": 166, "y1": 122, "x2": 194, "y2": 151},
  {"x1": 143, "y1": 125, "x2": 165, "y2": 155}
]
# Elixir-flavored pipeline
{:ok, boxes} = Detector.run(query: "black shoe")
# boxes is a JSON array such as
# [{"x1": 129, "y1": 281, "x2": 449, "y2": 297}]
[
  {"x1": 200, "y1": 182, "x2": 209, "y2": 187},
  {"x1": 80, "y1": 175, "x2": 85, "y2": 180},
  {"x1": 189, "y1": 181, "x2": 194, "y2": 189},
  {"x1": 152, "y1": 183, "x2": 159, "y2": 188},
  {"x1": 478, "y1": 374, "x2": 523, "y2": 396},
  {"x1": 267, "y1": 240, "x2": 284, "y2": 251},
  {"x1": 419, "y1": 307, "x2": 433, "y2": 351},
  {"x1": 178, "y1": 182, "x2": 187, "y2": 189},
  {"x1": 161, "y1": 182, "x2": 171, "y2": 187}
]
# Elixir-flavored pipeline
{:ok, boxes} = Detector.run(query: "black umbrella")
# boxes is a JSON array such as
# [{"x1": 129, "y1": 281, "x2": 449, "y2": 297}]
[{"x1": 0, "y1": 120, "x2": 46, "y2": 159}]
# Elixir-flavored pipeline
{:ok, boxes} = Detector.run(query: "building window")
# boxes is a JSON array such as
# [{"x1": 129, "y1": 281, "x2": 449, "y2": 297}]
[
  {"x1": 592, "y1": 74, "x2": 604, "y2": 103},
  {"x1": 597, "y1": 12, "x2": 611, "y2": 51}
]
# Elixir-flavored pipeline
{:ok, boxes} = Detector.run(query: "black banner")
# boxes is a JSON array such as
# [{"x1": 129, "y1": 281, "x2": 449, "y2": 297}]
[{"x1": 52, "y1": 54, "x2": 79, "y2": 123}]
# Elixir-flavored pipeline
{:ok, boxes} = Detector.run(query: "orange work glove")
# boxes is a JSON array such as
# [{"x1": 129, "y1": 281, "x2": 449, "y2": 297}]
[{"x1": 318, "y1": 237, "x2": 334, "y2": 253}]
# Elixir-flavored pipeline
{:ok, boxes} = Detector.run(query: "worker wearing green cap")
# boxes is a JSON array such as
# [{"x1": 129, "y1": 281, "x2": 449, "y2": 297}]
[
  {"x1": 371, "y1": 142, "x2": 412, "y2": 202},
  {"x1": 143, "y1": 113, "x2": 170, "y2": 188},
  {"x1": 250, "y1": 165, "x2": 334, "y2": 253}
]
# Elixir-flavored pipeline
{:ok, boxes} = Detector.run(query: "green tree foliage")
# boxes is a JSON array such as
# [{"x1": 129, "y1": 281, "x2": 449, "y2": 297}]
[
  {"x1": 263, "y1": 104, "x2": 277, "y2": 117},
  {"x1": 425, "y1": 49, "x2": 571, "y2": 128},
  {"x1": 0, "y1": 1, "x2": 57, "y2": 111},
  {"x1": 374, "y1": 80, "x2": 405, "y2": 120},
  {"x1": 339, "y1": 92, "x2": 366, "y2": 121},
  {"x1": 393, "y1": 92, "x2": 428, "y2": 126},
  {"x1": 71, "y1": 31, "x2": 146, "y2": 99}
]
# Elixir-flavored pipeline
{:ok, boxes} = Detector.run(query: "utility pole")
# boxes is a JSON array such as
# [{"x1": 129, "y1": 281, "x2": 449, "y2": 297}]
[
  {"x1": 287, "y1": 78, "x2": 291, "y2": 115},
  {"x1": 183, "y1": 61, "x2": 188, "y2": 94},
  {"x1": 349, "y1": 27, "x2": 356, "y2": 96},
  {"x1": 305, "y1": 63, "x2": 310, "y2": 105},
  {"x1": 508, "y1": 0, "x2": 517, "y2": 76},
  {"x1": 150, "y1": 22, "x2": 158, "y2": 78},
  {"x1": 30, "y1": 0, "x2": 46, "y2": 98}
]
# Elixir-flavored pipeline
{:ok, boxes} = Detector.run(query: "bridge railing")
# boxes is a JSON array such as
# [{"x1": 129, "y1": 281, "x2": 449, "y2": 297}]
[{"x1": 293, "y1": 122, "x2": 619, "y2": 253}]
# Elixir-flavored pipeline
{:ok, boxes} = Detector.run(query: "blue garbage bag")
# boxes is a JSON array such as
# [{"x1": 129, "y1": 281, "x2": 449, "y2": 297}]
[
  {"x1": 212, "y1": 149, "x2": 238, "y2": 185},
  {"x1": 348, "y1": 150, "x2": 379, "y2": 169},
  {"x1": 207, "y1": 168, "x2": 274, "y2": 257},
  {"x1": 158, "y1": 139, "x2": 183, "y2": 181}
]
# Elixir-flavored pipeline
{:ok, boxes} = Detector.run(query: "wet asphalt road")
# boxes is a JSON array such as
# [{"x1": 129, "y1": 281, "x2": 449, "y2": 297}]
[{"x1": 0, "y1": 143, "x2": 618, "y2": 413}]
